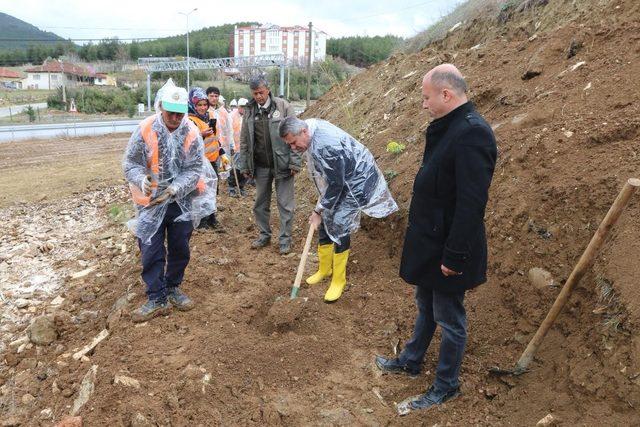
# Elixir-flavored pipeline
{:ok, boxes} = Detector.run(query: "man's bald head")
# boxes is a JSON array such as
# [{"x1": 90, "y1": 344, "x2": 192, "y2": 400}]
[
  {"x1": 421, "y1": 64, "x2": 469, "y2": 119},
  {"x1": 424, "y1": 64, "x2": 468, "y2": 96}
]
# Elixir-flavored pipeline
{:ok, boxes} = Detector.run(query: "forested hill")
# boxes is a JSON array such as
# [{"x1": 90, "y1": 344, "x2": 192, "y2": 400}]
[
  {"x1": 0, "y1": 12, "x2": 66, "y2": 50},
  {"x1": 327, "y1": 35, "x2": 404, "y2": 67},
  {"x1": 124, "y1": 22, "x2": 259, "y2": 60}
]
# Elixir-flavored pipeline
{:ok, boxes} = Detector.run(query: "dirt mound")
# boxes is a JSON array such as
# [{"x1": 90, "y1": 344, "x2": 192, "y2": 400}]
[{"x1": 2, "y1": 0, "x2": 640, "y2": 425}]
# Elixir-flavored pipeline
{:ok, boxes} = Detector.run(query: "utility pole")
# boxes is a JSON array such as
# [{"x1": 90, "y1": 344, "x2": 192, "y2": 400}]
[
  {"x1": 59, "y1": 59, "x2": 67, "y2": 110},
  {"x1": 179, "y1": 8, "x2": 198, "y2": 92},
  {"x1": 287, "y1": 66, "x2": 290, "y2": 100},
  {"x1": 306, "y1": 21, "x2": 312, "y2": 109}
]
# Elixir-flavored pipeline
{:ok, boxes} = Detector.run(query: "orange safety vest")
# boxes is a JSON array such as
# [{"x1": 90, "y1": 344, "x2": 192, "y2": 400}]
[
  {"x1": 189, "y1": 114, "x2": 220, "y2": 162},
  {"x1": 231, "y1": 109, "x2": 242, "y2": 152},
  {"x1": 130, "y1": 115, "x2": 205, "y2": 206}
]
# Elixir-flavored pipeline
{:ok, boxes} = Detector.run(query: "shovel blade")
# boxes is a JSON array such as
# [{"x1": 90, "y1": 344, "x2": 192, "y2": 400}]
[{"x1": 290, "y1": 286, "x2": 300, "y2": 299}]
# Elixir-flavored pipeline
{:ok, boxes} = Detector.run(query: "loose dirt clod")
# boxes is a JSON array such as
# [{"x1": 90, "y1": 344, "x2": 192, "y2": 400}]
[
  {"x1": 266, "y1": 297, "x2": 307, "y2": 329},
  {"x1": 26, "y1": 315, "x2": 58, "y2": 346}
]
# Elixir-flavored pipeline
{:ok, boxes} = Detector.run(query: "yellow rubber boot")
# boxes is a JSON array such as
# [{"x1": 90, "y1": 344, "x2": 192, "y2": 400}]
[
  {"x1": 306, "y1": 244, "x2": 334, "y2": 285},
  {"x1": 324, "y1": 250, "x2": 350, "y2": 302}
]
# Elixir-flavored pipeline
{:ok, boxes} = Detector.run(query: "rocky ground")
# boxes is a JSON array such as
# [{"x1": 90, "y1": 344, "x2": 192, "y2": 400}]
[{"x1": 1, "y1": 0, "x2": 640, "y2": 425}]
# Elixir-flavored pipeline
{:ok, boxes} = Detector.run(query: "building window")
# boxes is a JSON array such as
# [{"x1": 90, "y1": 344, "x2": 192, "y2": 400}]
[
  {"x1": 33, "y1": 74, "x2": 40, "y2": 80},
  {"x1": 266, "y1": 30, "x2": 280, "y2": 52},
  {"x1": 51, "y1": 74, "x2": 58, "y2": 80}
]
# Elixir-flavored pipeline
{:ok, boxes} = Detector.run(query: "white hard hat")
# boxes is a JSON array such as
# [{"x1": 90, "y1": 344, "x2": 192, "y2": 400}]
[
  {"x1": 160, "y1": 84, "x2": 188, "y2": 113},
  {"x1": 230, "y1": 99, "x2": 238, "y2": 107},
  {"x1": 238, "y1": 98, "x2": 248, "y2": 107}
]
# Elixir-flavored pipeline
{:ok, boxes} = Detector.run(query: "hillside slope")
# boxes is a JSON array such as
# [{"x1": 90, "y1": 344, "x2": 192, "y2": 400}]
[
  {"x1": 0, "y1": 12, "x2": 66, "y2": 50},
  {"x1": 305, "y1": 0, "x2": 640, "y2": 420}
]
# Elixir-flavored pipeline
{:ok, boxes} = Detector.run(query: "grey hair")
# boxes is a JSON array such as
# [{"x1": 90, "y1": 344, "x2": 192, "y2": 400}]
[
  {"x1": 279, "y1": 116, "x2": 308, "y2": 138},
  {"x1": 430, "y1": 71, "x2": 467, "y2": 95},
  {"x1": 249, "y1": 76, "x2": 269, "y2": 90}
]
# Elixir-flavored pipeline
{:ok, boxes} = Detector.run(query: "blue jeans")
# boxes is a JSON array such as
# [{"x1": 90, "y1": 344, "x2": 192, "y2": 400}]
[
  {"x1": 399, "y1": 286, "x2": 467, "y2": 392},
  {"x1": 137, "y1": 203, "x2": 193, "y2": 302}
]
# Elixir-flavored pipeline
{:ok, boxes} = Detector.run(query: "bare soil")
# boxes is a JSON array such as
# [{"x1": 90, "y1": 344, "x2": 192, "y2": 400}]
[{"x1": 1, "y1": 0, "x2": 640, "y2": 425}]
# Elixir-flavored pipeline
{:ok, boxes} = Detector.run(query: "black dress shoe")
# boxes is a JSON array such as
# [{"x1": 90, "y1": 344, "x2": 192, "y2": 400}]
[{"x1": 375, "y1": 355, "x2": 420, "y2": 377}]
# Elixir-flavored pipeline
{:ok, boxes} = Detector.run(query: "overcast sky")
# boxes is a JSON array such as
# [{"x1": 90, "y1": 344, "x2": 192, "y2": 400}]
[{"x1": 3, "y1": 0, "x2": 464, "y2": 42}]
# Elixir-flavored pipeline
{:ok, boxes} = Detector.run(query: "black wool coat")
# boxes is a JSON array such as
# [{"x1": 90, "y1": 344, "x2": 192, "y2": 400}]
[{"x1": 399, "y1": 102, "x2": 497, "y2": 293}]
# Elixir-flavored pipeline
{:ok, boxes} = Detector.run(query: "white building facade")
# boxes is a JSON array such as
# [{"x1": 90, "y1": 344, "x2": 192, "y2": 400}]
[
  {"x1": 23, "y1": 60, "x2": 95, "y2": 90},
  {"x1": 233, "y1": 24, "x2": 327, "y2": 64}
]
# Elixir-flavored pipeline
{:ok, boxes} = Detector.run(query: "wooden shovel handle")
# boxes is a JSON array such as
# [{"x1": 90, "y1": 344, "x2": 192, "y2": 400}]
[
  {"x1": 291, "y1": 223, "x2": 317, "y2": 298},
  {"x1": 229, "y1": 153, "x2": 242, "y2": 194},
  {"x1": 515, "y1": 178, "x2": 640, "y2": 373}
]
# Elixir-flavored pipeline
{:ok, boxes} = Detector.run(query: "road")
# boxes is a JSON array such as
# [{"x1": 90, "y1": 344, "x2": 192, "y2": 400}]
[
  {"x1": 0, "y1": 102, "x2": 48, "y2": 118},
  {"x1": 0, "y1": 119, "x2": 139, "y2": 142}
]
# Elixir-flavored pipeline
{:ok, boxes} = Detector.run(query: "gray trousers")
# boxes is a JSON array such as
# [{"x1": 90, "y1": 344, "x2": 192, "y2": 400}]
[{"x1": 253, "y1": 166, "x2": 295, "y2": 245}]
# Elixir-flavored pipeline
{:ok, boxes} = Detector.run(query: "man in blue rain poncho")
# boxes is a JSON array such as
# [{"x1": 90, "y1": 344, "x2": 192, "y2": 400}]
[
  {"x1": 279, "y1": 116, "x2": 398, "y2": 302},
  {"x1": 123, "y1": 79, "x2": 217, "y2": 322}
]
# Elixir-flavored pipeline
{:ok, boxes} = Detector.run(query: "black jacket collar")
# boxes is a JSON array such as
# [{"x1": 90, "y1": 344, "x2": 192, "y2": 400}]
[{"x1": 427, "y1": 101, "x2": 475, "y2": 135}]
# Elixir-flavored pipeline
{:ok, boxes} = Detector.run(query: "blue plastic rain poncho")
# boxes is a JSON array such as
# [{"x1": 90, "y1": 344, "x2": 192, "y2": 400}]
[
  {"x1": 305, "y1": 119, "x2": 398, "y2": 242},
  {"x1": 123, "y1": 79, "x2": 217, "y2": 244}
]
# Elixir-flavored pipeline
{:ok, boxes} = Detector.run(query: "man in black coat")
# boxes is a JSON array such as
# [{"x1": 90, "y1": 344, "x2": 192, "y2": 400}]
[{"x1": 375, "y1": 64, "x2": 497, "y2": 415}]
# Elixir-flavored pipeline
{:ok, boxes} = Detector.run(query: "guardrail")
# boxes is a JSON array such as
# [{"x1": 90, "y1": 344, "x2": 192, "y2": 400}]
[{"x1": 0, "y1": 120, "x2": 140, "y2": 142}]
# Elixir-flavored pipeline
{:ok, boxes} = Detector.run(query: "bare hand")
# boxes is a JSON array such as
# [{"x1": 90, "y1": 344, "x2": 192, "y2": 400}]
[
  {"x1": 202, "y1": 128, "x2": 214, "y2": 138},
  {"x1": 148, "y1": 187, "x2": 176, "y2": 207},
  {"x1": 441, "y1": 264, "x2": 462, "y2": 276},
  {"x1": 242, "y1": 172, "x2": 252, "y2": 179},
  {"x1": 290, "y1": 169, "x2": 298, "y2": 176},
  {"x1": 308, "y1": 211, "x2": 322, "y2": 229}
]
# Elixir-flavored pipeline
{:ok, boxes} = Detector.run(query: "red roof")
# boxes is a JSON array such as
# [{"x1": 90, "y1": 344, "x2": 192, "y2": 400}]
[
  {"x1": 236, "y1": 24, "x2": 326, "y2": 34},
  {"x1": 25, "y1": 60, "x2": 95, "y2": 78},
  {"x1": 0, "y1": 67, "x2": 22, "y2": 79}
]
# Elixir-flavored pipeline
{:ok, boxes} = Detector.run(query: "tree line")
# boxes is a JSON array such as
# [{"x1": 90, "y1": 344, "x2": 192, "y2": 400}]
[
  {"x1": 326, "y1": 35, "x2": 404, "y2": 67},
  {"x1": 0, "y1": 27, "x2": 403, "y2": 68}
]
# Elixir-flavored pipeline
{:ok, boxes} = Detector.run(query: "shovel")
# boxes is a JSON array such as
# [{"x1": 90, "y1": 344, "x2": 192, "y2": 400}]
[
  {"x1": 490, "y1": 178, "x2": 640, "y2": 376},
  {"x1": 290, "y1": 223, "x2": 317, "y2": 299},
  {"x1": 228, "y1": 152, "x2": 242, "y2": 196}
]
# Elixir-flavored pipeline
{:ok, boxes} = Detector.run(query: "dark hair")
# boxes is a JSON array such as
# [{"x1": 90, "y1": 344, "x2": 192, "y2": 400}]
[
  {"x1": 249, "y1": 76, "x2": 269, "y2": 90},
  {"x1": 206, "y1": 86, "x2": 220, "y2": 95}
]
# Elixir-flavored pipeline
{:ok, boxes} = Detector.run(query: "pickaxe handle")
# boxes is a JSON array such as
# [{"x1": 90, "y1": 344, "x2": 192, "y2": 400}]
[{"x1": 514, "y1": 178, "x2": 640, "y2": 374}]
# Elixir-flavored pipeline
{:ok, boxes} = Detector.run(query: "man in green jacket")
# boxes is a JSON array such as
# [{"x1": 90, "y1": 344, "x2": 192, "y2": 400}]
[{"x1": 239, "y1": 76, "x2": 301, "y2": 254}]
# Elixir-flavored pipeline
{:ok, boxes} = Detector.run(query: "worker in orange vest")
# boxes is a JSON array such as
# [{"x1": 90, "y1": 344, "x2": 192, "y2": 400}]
[
  {"x1": 206, "y1": 86, "x2": 234, "y2": 160},
  {"x1": 123, "y1": 79, "x2": 217, "y2": 323},
  {"x1": 228, "y1": 97, "x2": 248, "y2": 197},
  {"x1": 187, "y1": 86, "x2": 225, "y2": 230}
]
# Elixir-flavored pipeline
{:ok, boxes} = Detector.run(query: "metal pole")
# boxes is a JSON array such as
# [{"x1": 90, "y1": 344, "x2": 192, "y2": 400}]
[
  {"x1": 186, "y1": 15, "x2": 190, "y2": 92},
  {"x1": 146, "y1": 73, "x2": 151, "y2": 111},
  {"x1": 59, "y1": 59, "x2": 66, "y2": 110},
  {"x1": 179, "y1": 8, "x2": 198, "y2": 92},
  {"x1": 287, "y1": 65, "x2": 290, "y2": 100},
  {"x1": 306, "y1": 22, "x2": 312, "y2": 108},
  {"x1": 279, "y1": 64, "x2": 285, "y2": 97}
]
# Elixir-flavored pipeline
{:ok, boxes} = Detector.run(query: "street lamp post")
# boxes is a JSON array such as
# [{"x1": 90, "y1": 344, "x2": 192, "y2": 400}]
[{"x1": 178, "y1": 8, "x2": 198, "y2": 92}]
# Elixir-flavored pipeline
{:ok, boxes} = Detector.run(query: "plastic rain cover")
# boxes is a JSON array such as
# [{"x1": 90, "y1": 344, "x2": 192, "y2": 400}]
[
  {"x1": 304, "y1": 119, "x2": 398, "y2": 242},
  {"x1": 123, "y1": 79, "x2": 217, "y2": 244}
]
